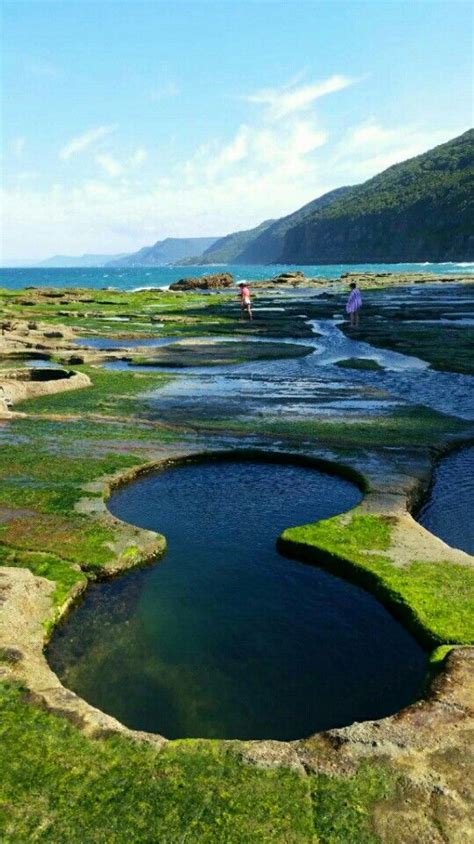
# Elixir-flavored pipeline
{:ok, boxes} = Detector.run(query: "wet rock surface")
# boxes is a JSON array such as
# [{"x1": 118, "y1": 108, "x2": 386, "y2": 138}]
[{"x1": 130, "y1": 339, "x2": 313, "y2": 367}]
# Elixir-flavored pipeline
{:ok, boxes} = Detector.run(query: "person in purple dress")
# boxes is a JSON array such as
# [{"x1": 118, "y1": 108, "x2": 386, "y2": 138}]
[{"x1": 346, "y1": 281, "x2": 362, "y2": 327}]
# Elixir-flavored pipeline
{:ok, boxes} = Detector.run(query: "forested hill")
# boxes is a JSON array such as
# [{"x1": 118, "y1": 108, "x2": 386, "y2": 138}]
[
  {"x1": 280, "y1": 129, "x2": 474, "y2": 264},
  {"x1": 183, "y1": 220, "x2": 276, "y2": 265},
  {"x1": 235, "y1": 186, "x2": 352, "y2": 264}
]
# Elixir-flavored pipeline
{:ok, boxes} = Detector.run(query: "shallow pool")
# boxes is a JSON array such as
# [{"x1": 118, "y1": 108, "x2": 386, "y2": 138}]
[
  {"x1": 47, "y1": 457, "x2": 426, "y2": 740},
  {"x1": 418, "y1": 446, "x2": 474, "y2": 555}
]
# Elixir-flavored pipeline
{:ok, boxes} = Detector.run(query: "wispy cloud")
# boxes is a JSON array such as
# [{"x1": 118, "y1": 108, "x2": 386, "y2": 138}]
[
  {"x1": 4, "y1": 96, "x2": 463, "y2": 261},
  {"x1": 95, "y1": 153, "x2": 123, "y2": 178},
  {"x1": 181, "y1": 117, "x2": 327, "y2": 183},
  {"x1": 129, "y1": 147, "x2": 148, "y2": 167},
  {"x1": 60, "y1": 126, "x2": 115, "y2": 161},
  {"x1": 246, "y1": 74, "x2": 356, "y2": 120},
  {"x1": 332, "y1": 121, "x2": 462, "y2": 181}
]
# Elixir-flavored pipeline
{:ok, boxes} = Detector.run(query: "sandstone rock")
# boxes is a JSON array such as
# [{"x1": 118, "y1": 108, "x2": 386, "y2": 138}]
[
  {"x1": 169, "y1": 272, "x2": 234, "y2": 291},
  {"x1": 271, "y1": 271, "x2": 306, "y2": 284}
]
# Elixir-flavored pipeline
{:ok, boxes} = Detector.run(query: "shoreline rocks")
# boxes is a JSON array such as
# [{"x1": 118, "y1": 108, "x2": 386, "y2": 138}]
[{"x1": 169, "y1": 272, "x2": 234, "y2": 291}]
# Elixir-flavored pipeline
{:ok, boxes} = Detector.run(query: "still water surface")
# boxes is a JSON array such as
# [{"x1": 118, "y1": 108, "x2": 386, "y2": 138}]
[
  {"x1": 418, "y1": 446, "x2": 474, "y2": 555},
  {"x1": 48, "y1": 458, "x2": 427, "y2": 740}
]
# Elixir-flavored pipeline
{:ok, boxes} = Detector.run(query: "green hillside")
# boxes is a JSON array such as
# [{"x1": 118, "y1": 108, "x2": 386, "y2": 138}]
[
  {"x1": 280, "y1": 130, "x2": 474, "y2": 263},
  {"x1": 185, "y1": 219, "x2": 276, "y2": 265},
  {"x1": 236, "y1": 186, "x2": 352, "y2": 263}
]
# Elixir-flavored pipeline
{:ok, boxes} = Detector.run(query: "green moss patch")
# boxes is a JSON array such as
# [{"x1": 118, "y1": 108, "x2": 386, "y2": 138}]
[
  {"x1": 0, "y1": 682, "x2": 314, "y2": 843},
  {"x1": 23, "y1": 366, "x2": 171, "y2": 418},
  {"x1": 280, "y1": 514, "x2": 474, "y2": 646},
  {"x1": 350, "y1": 320, "x2": 474, "y2": 375},
  {"x1": 0, "y1": 680, "x2": 416, "y2": 842},
  {"x1": 0, "y1": 547, "x2": 86, "y2": 611},
  {"x1": 310, "y1": 761, "x2": 397, "y2": 843},
  {"x1": 192, "y1": 406, "x2": 472, "y2": 451},
  {"x1": 132, "y1": 340, "x2": 312, "y2": 368},
  {"x1": 0, "y1": 380, "x2": 180, "y2": 588}
]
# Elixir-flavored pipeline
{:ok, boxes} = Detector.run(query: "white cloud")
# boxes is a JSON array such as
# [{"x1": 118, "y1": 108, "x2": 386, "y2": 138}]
[
  {"x1": 3, "y1": 105, "x2": 464, "y2": 261},
  {"x1": 333, "y1": 122, "x2": 463, "y2": 182},
  {"x1": 346, "y1": 121, "x2": 396, "y2": 148},
  {"x1": 60, "y1": 126, "x2": 115, "y2": 161},
  {"x1": 246, "y1": 74, "x2": 356, "y2": 120},
  {"x1": 182, "y1": 119, "x2": 327, "y2": 182},
  {"x1": 95, "y1": 153, "x2": 123, "y2": 178},
  {"x1": 129, "y1": 147, "x2": 148, "y2": 167}
]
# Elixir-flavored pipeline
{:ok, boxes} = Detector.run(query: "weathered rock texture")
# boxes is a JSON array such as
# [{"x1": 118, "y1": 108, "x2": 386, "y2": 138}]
[
  {"x1": 169, "y1": 272, "x2": 234, "y2": 291},
  {"x1": 0, "y1": 368, "x2": 90, "y2": 413}
]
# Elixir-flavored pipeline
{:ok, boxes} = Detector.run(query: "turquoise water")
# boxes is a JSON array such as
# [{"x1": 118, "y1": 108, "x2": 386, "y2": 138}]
[
  {"x1": 1, "y1": 262, "x2": 473, "y2": 291},
  {"x1": 47, "y1": 457, "x2": 426, "y2": 741}
]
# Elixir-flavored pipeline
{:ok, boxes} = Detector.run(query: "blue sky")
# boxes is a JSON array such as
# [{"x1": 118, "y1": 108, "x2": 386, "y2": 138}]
[{"x1": 1, "y1": 0, "x2": 472, "y2": 260}]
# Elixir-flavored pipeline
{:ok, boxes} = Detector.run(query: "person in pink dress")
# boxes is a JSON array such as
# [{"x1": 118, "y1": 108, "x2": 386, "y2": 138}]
[
  {"x1": 238, "y1": 282, "x2": 253, "y2": 321},
  {"x1": 346, "y1": 281, "x2": 362, "y2": 327}
]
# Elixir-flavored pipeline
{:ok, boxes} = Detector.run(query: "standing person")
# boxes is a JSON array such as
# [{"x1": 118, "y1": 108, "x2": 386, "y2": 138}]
[
  {"x1": 346, "y1": 281, "x2": 362, "y2": 328},
  {"x1": 238, "y1": 282, "x2": 253, "y2": 321}
]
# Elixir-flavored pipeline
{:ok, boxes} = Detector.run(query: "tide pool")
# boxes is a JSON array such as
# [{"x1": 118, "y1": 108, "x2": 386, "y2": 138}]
[{"x1": 47, "y1": 457, "x2": 426, "y2": 741}]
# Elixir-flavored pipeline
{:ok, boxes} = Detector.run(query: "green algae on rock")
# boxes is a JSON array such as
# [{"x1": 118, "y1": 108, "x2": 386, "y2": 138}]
[
  {"x1": 189, "y1": 406, "x2": 473, "y2": 451},
  {"x1": 278, "y1": 512, "x2": 474, "y2": 647},
  {"x1": 0, "y1": 277, "x2": 473, "y2": 842},
  {"x1": 131, "y1": 339, "x2": 313, "y2": 368}
]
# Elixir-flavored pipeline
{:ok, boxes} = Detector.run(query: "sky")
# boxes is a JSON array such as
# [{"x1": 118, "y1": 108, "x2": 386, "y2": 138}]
[{"x1": 1, "y1": 0, "x2": 473, "y2": 262}]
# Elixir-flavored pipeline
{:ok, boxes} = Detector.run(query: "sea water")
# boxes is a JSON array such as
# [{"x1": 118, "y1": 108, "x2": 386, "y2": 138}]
[{"x1": 1, "y1": 262, "x2": 473, "y2": 291}]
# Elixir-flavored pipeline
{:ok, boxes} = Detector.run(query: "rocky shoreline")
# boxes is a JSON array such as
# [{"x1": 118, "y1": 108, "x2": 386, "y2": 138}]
[
  {"x1": 0, "y1": 278, "x2": 473, "y2": 841},
  {"x1": 163, "y1": 269, "x2": 474, "y2": 291}
]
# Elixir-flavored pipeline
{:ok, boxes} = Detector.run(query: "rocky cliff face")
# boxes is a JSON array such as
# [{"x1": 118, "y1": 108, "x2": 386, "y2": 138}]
[{"x1": 280, "y1": 130, "x2": 474, "y2": 263}]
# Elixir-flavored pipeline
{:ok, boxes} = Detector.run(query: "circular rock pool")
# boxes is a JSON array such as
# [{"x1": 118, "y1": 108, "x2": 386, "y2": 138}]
[{"x1": 47, "y1": 457, "x2": 427, "y2": 740}]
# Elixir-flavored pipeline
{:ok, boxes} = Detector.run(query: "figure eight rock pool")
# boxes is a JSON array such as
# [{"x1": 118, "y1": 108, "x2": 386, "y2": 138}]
[{"x1": 47, "y1": 457, "x2": 427, "y2": 741}]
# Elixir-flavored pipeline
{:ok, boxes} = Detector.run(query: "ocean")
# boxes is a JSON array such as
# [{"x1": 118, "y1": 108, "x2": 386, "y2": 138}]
[{"x1": 0, "y1": 262, "x2": 473, "y2": 292}]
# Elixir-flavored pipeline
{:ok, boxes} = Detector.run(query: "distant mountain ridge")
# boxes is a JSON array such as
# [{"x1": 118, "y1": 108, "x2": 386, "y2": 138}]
[
  {"x1": 107, "y1": 237, "x2": 219, "y2": 267},
  {"x1": 25, "y1": 130, "x2": 474, "y2": 269},
  {"x1": 36, "y1": 253, "x2": 129, "y2": 268},
  {"x1": 280, "y1": 130, "x2": 474, "y2": 263}
]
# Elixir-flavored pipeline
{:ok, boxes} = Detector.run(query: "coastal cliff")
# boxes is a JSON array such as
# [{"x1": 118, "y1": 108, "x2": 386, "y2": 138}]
[{"x1": 280, "y1": 129, "x2": 474, "y2": 263}]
